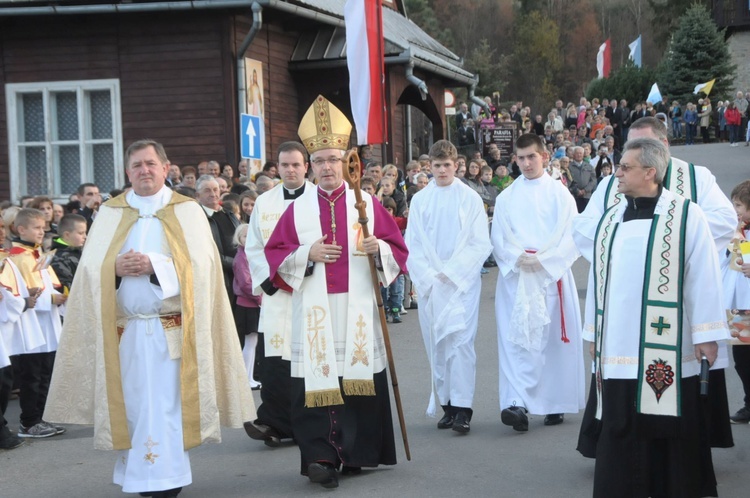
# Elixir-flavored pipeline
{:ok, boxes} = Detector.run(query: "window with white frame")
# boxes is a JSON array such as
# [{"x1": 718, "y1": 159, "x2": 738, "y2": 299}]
[{"x1": 5, "y1": 79, "x2": 123, "y2": 202}]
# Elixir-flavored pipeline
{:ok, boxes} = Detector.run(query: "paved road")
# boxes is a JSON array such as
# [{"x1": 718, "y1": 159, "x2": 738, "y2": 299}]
[{"x1": 1, "y1": 143, "x2": 748, "y2": 497}]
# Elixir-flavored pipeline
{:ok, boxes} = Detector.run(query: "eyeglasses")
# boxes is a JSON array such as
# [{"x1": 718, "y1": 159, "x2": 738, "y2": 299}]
[
  {"x1": 616, "y1": 163, "x2": 654, "y2": 173},
  {"x1": 311, "y1": 157, "x2": 343, "y2": 167}
]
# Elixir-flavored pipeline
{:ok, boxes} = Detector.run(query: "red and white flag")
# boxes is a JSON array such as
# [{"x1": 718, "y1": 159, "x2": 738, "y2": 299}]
[
  {"x1": 596, "y1": 39, "x2": 611, "y2": 79},
  {"x1": 345, "y1": 0, "x2": 387, "y2": 145}
]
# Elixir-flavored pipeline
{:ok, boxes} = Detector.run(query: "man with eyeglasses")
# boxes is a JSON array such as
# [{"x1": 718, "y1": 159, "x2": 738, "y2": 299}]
[
  {"x1": 577, "y1": 137, "x2": 728, "y2": 497},
  {"x1": 264, "y1": 96, "x2": 408, "y2": 489},
  {"x1": 574, "y1": 117, "x2": 737, "y2": 456}
]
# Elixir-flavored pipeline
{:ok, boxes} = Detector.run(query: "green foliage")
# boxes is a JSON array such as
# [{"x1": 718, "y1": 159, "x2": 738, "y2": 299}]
[
  {"x1": 648, "y1": 0, "x2": 710, "y2": 48},
  {"x1": 509, "y1": 10, "x2": 561, "y2": 112},
  {"x1": 586, "y1": 60, "x2": 657, "y2": 105},
  {"x1": 657, "y1": 4, "x2": 736, "y2": 104},
  {"x1": 404, "y1": 0, "x2": 455, "y2": 48},
  {"x1": 464, "y1": 39, "x2": 508, "y2": 97}
]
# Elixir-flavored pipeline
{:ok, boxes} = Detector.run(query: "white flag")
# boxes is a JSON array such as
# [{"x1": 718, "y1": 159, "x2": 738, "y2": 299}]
[{"x1": 646, "y1": 83, "x2": 662, "y2": 105}]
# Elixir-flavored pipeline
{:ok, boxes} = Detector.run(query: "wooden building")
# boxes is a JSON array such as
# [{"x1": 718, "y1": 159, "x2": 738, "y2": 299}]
[{"x1": 0, "y1": 0, "x2": 479, "y2": 202}]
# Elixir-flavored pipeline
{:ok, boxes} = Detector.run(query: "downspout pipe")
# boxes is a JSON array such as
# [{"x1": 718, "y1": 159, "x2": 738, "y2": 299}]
[
  {"x1": 405, "y1": 61, "x2": 428, "y2": 101},
  {"x1": 468, "y1": 77, "x2": 490, "y2": 117},
  {"x1": 238, "y1": 2, "x2": 263, "y2": 120}
]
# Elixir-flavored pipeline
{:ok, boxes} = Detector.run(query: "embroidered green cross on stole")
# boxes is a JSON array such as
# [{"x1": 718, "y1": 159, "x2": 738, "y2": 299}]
[
  {"x1": 593, "y1": 195, "x2": 691, "y2": 423},
  {"x1": 603, "y1": 159, "x2": 698, "y2": 209}
]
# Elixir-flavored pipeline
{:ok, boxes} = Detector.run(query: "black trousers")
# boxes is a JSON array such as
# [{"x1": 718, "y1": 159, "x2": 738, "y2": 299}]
[
  {"x1": 256, "y1": 352, "x2": 293, "y2": 439},
  {"x1": 701, "y1": 125, "x2": 710, "y2": 143},
  {"x1": 733, "y1": 345, "x2": 750, "y2": 407},
  {"x1": 18, "y1": 352, "x2": 55, "y2": 427},
  {"x1": 0, "y1": 365, "x2": 13, "y2": 429}
]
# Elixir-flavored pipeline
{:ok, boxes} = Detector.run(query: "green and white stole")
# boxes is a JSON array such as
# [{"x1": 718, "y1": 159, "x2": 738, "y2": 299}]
[
  {"x1": 604, "y1": 159, "x2": 697, "y2": 209},
  {"x1": 292, "y1": 187, "x2": 376, "y2": 408},
  {"x1": 593, "y1": 193, "x2": 690, "y2": 420}
]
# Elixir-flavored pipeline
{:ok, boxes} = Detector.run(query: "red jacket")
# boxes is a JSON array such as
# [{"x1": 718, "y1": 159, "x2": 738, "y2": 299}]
[{"x1": 725, "y1": 107, "x2": 742, "y2": 126}]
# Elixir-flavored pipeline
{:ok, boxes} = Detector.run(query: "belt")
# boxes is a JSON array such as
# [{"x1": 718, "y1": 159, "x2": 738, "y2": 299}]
[{"x1": 116, "y1": 312, "x2": 182, "y2": 340}]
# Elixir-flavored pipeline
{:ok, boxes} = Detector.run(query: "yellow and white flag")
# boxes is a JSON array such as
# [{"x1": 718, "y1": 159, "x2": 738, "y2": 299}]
[{"x1": 693, "y1": 78, "x2": 716, "y2": 95}]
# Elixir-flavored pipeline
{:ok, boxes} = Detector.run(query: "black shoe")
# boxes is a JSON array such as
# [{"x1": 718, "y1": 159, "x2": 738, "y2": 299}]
[
  {"x1": 437, "y1": 413, "x2": 454, "y2": 429},
  {"x1": 501, "y1": 406, "x2": 529, "y2": 432},
  {"x1": 0, "y1": 426, "x2": 24, "y2": 450},
  {"x1": 243, "y1": 420, "x2": 281, "y2": 447},
  {"x1": 408, "y1": 302, "x2": 418, "y2": 310},
  {"x1": 544, "y1": 414, "x2": 564, "y2": 426},
  {"x1": 341, "y1": 466, "x2": 362, "y2": 475},
  {"x1": 452, "y1": 411, "x2": 470, "y2": 434},
  {"x1": 308, "y1": 462, "x2": 339, "y2": 488},
  {"x1": 730, "y1": 406, "x2": 750, "y2": 424}
]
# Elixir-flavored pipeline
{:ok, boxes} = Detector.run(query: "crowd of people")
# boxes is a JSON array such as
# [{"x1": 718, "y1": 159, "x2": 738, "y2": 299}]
[{"x1": 0, "y1": 90, "x2": 747, "y2": 498}]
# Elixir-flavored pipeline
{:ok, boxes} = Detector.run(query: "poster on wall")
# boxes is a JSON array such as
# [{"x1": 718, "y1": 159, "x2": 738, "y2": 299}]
[{"x1": 245, "y1": 57, "x2": 266, "y2": 175}]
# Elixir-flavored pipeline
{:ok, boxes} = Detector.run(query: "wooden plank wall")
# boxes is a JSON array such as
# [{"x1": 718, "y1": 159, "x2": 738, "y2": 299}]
[{"x1": 0, "y1": 11, "x2": 232, "y2": 200}]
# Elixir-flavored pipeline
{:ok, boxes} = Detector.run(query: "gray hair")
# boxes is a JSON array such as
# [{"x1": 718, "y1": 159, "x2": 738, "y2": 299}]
[
  {"x1": 415, "y1": 172, "x2": 429, "y2": 181},
  {"x1": 623, "y1": 137, "x2": 669, "y2": 183},
  {"x1": 195, "y1": 174, "x2": 218, "y2": 192}
]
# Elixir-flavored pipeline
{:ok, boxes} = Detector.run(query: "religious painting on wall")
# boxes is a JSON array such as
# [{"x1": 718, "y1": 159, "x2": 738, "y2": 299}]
[{"x1": 245, "y1": 57, "x2": 266, "y2": 175}]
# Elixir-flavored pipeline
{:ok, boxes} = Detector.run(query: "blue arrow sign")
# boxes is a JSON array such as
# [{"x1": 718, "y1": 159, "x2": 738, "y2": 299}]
[{"x1": 240, "y1": 114, "x2": 262, "y2": 160}]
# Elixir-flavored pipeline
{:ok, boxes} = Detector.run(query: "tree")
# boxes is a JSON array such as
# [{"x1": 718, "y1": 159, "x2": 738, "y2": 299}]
[
  {"x1": 508, "y1": 10, "x2": 561, "y2": 112},
  {"x1": 403, "y1": 0, "x2": 455, "y2": 48},
  {"x1": 585, "y1": 60, "x2": 656, "y2": 105},
  {"x1": 648, "y1": 0, "x2": 710, "y2": 48},
  {"x1": 464, "y1": 39, "x2": 509, "y2": 98},
  {"x1": 657, "y1": 4, "x2": 736, "y2": 104}
]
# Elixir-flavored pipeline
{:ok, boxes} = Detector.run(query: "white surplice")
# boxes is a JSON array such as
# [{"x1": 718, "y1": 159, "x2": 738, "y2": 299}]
[
  {"x1": 574, "y1": 159, "x2": 735, "y2": 373},
  {"x1": 492, "y1": 173, "x2": 585, "y2": 415},
  {"x1": 405, "y1": 179, "x2": 492, "y2": 414},
  {"x1": 0, "y1": 260, "x2": 45, "y2": 356},
  {"x1": 573, "y1": 159, "x2": 736, "y2": 262},
  {"x1": 0, "y1": 285, "x2": 25, "y2": 369},
  {"x1": 112, "y1": 188, "x2": 190, "y2": 494},
  {"x1": 580, "y1": 189, "x2": 730, "y2": 381},
  {"x1": 26, "y1": 269, "x2": 63, "y2": 354}
]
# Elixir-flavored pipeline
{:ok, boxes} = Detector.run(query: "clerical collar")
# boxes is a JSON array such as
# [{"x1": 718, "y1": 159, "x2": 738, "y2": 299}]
[
  {"x1": 318, "y1": 182, "x2": 346, "y2": 198},
  {"x1": 283, "y1": 183, "x2": 306, "y2": 200},
  {"x1": 623, "y1": 185, "x2": 662, "y2": 222},
  {"x1": 202, "y1": 205, "x2": 217, "y2": 217}
]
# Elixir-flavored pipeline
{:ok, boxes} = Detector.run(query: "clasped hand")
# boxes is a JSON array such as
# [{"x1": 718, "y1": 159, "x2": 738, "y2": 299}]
[
  {"x1": 309, "y1": 235, "x2": 380, "y2": 264},
  {"x1": 516, "y1": 253, "x2": 543, "y2": 272},
  {"x1": 116, "y1": 249, "x2": 154, "y2": 277}
]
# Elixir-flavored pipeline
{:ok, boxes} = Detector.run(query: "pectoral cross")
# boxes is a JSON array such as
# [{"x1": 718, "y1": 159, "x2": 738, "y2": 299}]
[{"x1": 651, "y1": 316, "x2": 671, "y2": 336}]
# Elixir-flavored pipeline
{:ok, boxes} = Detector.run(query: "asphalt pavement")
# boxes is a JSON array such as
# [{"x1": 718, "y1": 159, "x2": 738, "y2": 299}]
[{"x1": 1, "y1": 142, "x2": 748, "y2": 497}]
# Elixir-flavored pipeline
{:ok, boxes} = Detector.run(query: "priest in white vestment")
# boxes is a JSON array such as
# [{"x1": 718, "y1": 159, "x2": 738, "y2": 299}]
[
  {"x1": 44, "y1": 140, "x2": 254, "y2": 498},
  {"x1": 243, "y1": 140, "x2": 313, "y2": 446},
  {"x1": 579, "y1": 137, "x2": 728, "y2": 498},
  {"x1": 405, "y1": 139, "x2": 492, "y2": 434},
  {"x1": 573, "y1": 116, "x2": 737, "y2": 451},
  {"x1": 492, "y1": 133, "x2": 585, "y2": 432}
]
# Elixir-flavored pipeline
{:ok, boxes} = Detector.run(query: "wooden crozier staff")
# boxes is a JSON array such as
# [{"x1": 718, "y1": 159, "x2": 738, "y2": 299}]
[{"x1": 342, "y1": 149, "x2": 411, "y2": 461}]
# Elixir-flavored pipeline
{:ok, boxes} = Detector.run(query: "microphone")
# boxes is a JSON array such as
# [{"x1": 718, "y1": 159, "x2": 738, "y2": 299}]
[{"x1": 700, "y1": 355, "x2": 710, "y2": 397}]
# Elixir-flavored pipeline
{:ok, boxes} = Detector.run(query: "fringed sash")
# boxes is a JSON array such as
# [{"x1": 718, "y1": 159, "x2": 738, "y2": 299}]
[{"x1": 292, "y1": 187, "x2": 376, "y2": 407}]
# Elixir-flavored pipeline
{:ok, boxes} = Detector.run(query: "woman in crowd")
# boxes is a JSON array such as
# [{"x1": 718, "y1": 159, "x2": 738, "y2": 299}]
[{"x1": 239, "y1": 190, "x2": 258, "y2": 224}]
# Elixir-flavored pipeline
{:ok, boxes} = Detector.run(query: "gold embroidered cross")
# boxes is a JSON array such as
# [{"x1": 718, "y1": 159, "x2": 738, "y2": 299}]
[
  {"x1": 143, "y1": 436, "x2": 160, "y2": 464},
  {"x1": 270, "y1": 334, "x2": 284, "y2": 349},
  {"x1": 651, "y1": 316, "x2": 671, "y2": 336}
]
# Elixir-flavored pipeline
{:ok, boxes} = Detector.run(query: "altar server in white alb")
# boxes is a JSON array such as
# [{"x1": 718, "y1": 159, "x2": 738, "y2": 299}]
[
  {"x1": 580, "y1": 138, "x2": 728, "y2": 498},
  {"x1": 491, "y1": 133, "x2": 585, "y2": 432},
  {"x1": 405, "y1": 139, "x2": 492, "y2": 434},
  {"x1": 44, "y1": 140, "x2": 254, "y2": 498}
]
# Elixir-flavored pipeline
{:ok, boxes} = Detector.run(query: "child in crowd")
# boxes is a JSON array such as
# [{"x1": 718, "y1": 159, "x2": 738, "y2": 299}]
[
  {"x1": 9, "y1": 209, "x2": 67, "y2": 439},
  {"x1": 232, "y1": 223, "x2": 262, "y2": 389},
  {"x1": 50, "y1": 214, "x2": 87, "y2": 291},
  {"x1": 0, "y1": 217, "x2": 36, "y2": 450},
  {"x1": 722, "y1": 180, "x2": 750, "y2": 424},
  {"x1": 380, "y1": 197, "x2": 405, "y2": 323},
  {"x1": 361, "y1": 176, "x2": 376, "y2": 196}
]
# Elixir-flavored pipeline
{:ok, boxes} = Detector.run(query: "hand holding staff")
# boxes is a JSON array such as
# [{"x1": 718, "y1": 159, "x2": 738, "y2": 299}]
[{"x1": 342, "y1": 149, "x2": 411, "y2": 461}]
